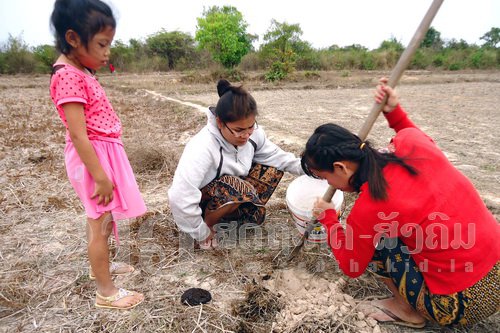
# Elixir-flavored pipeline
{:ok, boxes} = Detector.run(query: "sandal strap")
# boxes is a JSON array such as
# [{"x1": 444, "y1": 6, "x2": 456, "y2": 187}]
[
  {"x1": 109, "y1": 262, "x2": 120, "y2": 272},
  {"x1": 110, "y1": 261, "x2": 134, "y2": 274},
  {"x1": 96, "y1": 288, "x2": 134, "y2": 305}
]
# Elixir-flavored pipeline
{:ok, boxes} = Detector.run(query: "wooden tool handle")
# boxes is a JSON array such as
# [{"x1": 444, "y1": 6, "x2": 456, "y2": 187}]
[{"x1": 322, "y1": 0, "x2": 445, "y2": 203}]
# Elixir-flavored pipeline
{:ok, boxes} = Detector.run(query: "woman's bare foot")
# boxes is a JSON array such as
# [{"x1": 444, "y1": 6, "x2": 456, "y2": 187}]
[{"x1": 369, "y1": 297, "x2": 426, "y2": 327}]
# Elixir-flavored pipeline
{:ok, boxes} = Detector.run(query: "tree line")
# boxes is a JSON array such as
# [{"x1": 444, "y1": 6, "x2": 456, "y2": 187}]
[{"x1": 1, "y1": 6, "x2": 498, "y2": 81}]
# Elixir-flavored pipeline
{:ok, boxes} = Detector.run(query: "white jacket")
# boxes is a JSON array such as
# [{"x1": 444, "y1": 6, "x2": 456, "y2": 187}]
[{"x1": 168, "y1": 108, "x2": 304, "y2": 241}]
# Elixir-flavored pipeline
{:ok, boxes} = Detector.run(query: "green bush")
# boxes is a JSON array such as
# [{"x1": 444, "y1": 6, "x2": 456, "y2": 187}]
[
  {"x1": 33, "y1": 45, "x2": 57, "y2": 73},
  {"x1": 0, "y1": 53, "x2": 6, "y2": 73},
  {"x1": 409, "y1": 49, "x2": 432, "y2": 69},
  {"x1": 295, "y1": 52, "x2": 321, "y2": 70},
  {"x1": 315, "y1": 50, "x2": 335, "y2": 70},
  {"x1": 265, "y1": 61, "x2": 290, "y2": 81},
  {"x1": 361, "y1": 52, "x2": 375, "y2": 70},
  {"x1": 448, "y1": 63, "x2": 463, "y2": 70},
  {"x1": 127, "y1": 55, "x2": 168, "y2": 73},
  {"x1": 432, "y1": 54, "x2": 445, "y2": 67},
  {"x1": 0, "y1": 35, "x2": 37, "y2": 74},
  {"x1": 372, "y1": 49, "x2": 401, "y2": 69},
  {"x1": 469, "y1": 49, "x2": 498, "y2": 68}
]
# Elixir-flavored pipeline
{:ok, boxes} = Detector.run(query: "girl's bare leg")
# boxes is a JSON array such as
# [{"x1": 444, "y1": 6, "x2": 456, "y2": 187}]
[{"x1": 87, "y1": 212, "x2": 143, "y2": 307}]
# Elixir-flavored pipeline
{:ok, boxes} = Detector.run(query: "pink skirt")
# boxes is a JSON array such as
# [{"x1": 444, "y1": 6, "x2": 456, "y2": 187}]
[{"x1": 64, "y1": 135, "x2": 147, "y2": 222}]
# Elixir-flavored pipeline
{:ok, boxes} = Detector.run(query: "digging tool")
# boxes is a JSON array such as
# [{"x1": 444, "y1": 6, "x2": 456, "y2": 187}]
[{"x1": 285, "y1": 0, "x2": 445, "y2": 264}]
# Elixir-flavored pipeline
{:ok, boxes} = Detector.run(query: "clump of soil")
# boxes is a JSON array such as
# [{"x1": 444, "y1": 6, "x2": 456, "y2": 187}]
[{"x1": 232, "y1": 282, "x2": 283, "y2": 322}]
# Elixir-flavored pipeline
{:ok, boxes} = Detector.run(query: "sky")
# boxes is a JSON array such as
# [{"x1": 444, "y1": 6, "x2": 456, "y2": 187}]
[{"x1": 1, "y1": 0, "x2": 499, "y2": 50}]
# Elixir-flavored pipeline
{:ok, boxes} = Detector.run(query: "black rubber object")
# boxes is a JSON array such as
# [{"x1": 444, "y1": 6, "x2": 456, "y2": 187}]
[{"x1": 181, "y1": 288, "x2": 212, "y2": 306}]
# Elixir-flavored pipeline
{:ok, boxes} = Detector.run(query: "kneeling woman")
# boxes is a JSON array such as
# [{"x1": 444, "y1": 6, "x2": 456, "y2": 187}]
[
  {"x1": 168, "y1": 80, "x2": 303, "y2": 248},
  {"x1": 303, "y1": 78, "x2": 499, "y2": 328}
]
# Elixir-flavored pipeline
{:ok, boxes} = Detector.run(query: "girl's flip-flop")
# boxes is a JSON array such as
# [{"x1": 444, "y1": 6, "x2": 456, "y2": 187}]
[{"x1": 95, "y1": 288, "x2": 144, "y2": 310}]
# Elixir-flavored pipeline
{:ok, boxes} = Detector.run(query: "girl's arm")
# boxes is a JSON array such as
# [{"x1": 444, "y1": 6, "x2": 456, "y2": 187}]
[
  {"x1": 63, "y1": 102, "x2": 114, "y2": 206},
  {"x1": 314, "y1": 199, "x2": 376, "y2": 278}
]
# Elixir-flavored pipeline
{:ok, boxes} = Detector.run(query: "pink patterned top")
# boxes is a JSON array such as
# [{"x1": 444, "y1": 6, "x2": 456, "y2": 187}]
[{"x1": 50, "y1": 63, "x2": 122, "y2": 138}]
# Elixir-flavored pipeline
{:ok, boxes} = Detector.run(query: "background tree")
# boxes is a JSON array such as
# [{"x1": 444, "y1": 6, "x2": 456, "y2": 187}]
[
  {"x1": 445, "y1": 38, "x2": 470, "y2": 50},
  {"x1": 373, "y1": 37, "x2": 404, "y2": 70},
  {"x1": 260, "y1": 20, "x2": 307, "y2": 80},
  {"x1": 109, "y1": 40, "x2": 134, "y2": 70},
  {"x1": 420, "y1": 26, "x2": 444, "y2": 49},
  {"x1": 146, "y1": 30, "x2": 196, "y2": 70},
  {"x1": 195, "y1": 6, "x2": 253, "y2": 68},
  {"x1": 378, "y1": 37, "x2": 404, "y2": 52},
  {"x1": 260, "y1": 20, "x2": 304, "y2": 61},
  {"x1": 32, "y1": 44, "x2": 56, "y2": 73},
  {"x1": 480, "y1": 27, "x2": 500, "y2": 48}
]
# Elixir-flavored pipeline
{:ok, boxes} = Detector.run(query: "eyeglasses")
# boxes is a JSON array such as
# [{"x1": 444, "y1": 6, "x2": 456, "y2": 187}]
[{"x1": 223, "y1": 121, "x2": 258, "y2": 138}]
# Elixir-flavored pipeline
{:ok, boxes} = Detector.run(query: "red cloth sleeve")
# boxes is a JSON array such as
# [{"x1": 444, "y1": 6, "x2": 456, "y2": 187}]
[
  {"x1": 319, "y1": 209, "x2": 376, "y2": 278},
  {"x1": 384, "y1": 104, "x2": 417, "y2": 133}
]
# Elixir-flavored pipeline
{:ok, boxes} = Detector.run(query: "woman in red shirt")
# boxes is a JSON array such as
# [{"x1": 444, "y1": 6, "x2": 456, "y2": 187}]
[{"x1": 303, "y1": 78, "x2": 499, "y2": 328}]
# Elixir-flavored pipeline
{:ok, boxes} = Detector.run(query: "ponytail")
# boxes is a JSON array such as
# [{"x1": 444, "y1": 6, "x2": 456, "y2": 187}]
[{"x1": 301, "y1": 123, "x2": 417, "y2": 201}]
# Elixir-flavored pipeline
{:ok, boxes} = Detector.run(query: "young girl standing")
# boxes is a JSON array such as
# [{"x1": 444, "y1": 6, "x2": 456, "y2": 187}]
[{"x1": 50, "y1": 0, "x2": 145, "y2": 309}]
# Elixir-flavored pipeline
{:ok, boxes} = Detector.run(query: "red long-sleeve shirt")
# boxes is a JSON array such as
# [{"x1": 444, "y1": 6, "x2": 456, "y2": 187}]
[{"x1": 320, "y1": 104, "x2": 499, "y2": 294}]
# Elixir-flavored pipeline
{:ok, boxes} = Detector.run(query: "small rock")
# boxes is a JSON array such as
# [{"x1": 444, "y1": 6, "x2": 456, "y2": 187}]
[
  {"x1": 372, "y1": 325, "x2": 381, "y2": 333},
  {"x1": 344, "y1": 294, "x2": 356, "y2": 307},
  {"x1": 355, "y1": 320, "x2": 367, "y2": 328},
  {"x1": 367, "y1": 317, "x2": 378, "y2": 327},
  {"x1": 297, "y1": 299, "x2": 307, "y2": 306},
  {"x1": 343, "y1": 294, "x2": 354, "y2": 302}
]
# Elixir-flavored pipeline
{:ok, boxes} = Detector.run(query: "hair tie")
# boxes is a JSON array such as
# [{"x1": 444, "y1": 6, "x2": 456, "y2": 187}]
[{"x1": 360, "y1": 142, "x2": 366, "y2": 150}]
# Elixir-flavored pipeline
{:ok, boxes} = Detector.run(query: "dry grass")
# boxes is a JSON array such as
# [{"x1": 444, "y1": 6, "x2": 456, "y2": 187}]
[{"x1": 1, "y1": 72, "x2": 499, "y2": 333}]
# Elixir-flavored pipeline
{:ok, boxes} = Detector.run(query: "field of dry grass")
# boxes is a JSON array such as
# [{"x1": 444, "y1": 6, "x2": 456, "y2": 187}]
[{"x1": 0, "y1": 70, "x2": 499, "y2": 332}]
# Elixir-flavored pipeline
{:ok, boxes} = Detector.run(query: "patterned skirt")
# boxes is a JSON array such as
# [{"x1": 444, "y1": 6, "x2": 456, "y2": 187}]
[
  {"x1": 369, "y1": 237, "x2": 499, "y2": 327},
  {"x1": 200, "y1": 163, "x2": 284, "y2": 225}
]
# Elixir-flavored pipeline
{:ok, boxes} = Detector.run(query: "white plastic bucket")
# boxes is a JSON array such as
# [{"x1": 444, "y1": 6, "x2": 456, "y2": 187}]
[{"x1": 286, "y1": 175, "x2": 344, "y2": 243}]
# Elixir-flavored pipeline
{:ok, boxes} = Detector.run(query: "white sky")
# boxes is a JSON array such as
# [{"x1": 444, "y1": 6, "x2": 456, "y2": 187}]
[{"x1": 1, "y1": 0, "x2": 499, "y2": 50}]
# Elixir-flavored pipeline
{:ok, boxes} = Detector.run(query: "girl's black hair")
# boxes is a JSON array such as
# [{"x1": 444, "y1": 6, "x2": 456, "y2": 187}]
[
  {"x1": 301, "y1": 123, "x2": 418, "y2": 201},
  {"x1": 213, "y1": 79, "x2": 258, "y2": 122},
  {"x1": 50, "y1": 0, "x2": 116, "y2": 54}
]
